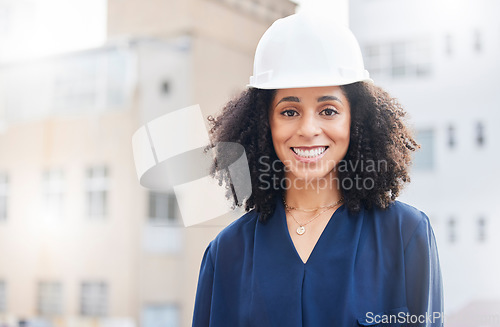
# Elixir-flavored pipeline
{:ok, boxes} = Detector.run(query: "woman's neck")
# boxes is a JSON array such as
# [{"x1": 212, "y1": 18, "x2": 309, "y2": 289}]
[{"x1": 283, "y1": 173, "x2": 343, "y2": 209}]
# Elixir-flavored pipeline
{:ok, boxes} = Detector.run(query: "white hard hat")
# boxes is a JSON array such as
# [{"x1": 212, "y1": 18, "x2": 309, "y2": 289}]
[{"x1": 248, "y1": 12, "x2": 371, "y2": 89}]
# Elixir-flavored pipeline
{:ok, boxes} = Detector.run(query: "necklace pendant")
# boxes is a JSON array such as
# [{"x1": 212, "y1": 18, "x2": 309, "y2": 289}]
[{"x1": 296, "y1": 226, "x2": 306, "y2": 235}]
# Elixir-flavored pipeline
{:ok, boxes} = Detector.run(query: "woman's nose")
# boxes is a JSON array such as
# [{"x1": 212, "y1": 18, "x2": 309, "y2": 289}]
[{"x1": 297, "y1": 113, "x2": 321, "y2": 137}]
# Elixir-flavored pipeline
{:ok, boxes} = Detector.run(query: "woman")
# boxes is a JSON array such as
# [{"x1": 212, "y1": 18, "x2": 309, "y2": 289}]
[{"x1": 193, "y1": 12, "x2": 443, "y2": 327}]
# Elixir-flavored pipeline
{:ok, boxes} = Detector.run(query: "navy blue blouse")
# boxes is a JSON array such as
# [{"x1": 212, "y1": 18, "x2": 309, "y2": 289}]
[{"x1": 192, "y1": 199, "x2": 443, "y2": 327}]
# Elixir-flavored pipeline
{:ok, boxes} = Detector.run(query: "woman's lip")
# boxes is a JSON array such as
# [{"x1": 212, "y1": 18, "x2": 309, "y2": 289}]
[
  {"x1": 291, "y1": 146, "x2": 328, "y2": 150},
  {"x1": 290, "y1": 146, "x2": 328, "y2": 163}
]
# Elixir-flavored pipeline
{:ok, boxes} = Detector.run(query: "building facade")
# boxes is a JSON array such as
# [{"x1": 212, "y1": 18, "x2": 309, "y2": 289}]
[
  {"x1": 350, "y1": 0, "x2": 500, "y2": 320},
  {"x1": 0, "y1": 0, "x2": 296, "y2": 326}
]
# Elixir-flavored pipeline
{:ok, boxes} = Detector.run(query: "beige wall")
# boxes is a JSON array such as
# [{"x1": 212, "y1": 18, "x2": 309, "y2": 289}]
[
  {"x1": 0, "y1": 109, "x2": 142, "y2": 320},
  {"x1": 0, "y1": 0, "x2": 296, "y2": 325},
  {"x1": 107, "y1": 0, "x2": 192, "y2": 39}
]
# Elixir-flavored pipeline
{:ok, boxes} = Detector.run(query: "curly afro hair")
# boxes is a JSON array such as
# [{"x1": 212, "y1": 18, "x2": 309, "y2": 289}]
[{"x1": 207, "y1": 82, "x2": 419, "y2": 222}]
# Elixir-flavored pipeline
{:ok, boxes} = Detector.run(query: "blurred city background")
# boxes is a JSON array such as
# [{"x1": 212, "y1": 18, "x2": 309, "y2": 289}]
[{"x1": 0, "y1": 0, "x2": 499, "y2": 326}]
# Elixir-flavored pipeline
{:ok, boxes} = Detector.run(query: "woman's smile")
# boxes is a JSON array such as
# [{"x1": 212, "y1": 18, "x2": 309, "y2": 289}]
[
  {"x1": 269, "y1": 85, "x2": 351, "y2": 182},
  {"x1": 290, "y1": 146, "x2": 329, "y2": 162}
]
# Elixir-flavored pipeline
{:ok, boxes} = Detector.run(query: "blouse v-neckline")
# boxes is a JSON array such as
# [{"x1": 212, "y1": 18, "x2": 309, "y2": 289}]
[{"x1": 277, "y1": 199, "x2": 345, "y2": 265}]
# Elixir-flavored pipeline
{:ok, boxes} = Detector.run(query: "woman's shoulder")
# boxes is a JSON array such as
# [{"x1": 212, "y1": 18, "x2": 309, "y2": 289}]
[
  {"x1": 208, "y1": 209, "x2": 260, "y2": 258},
  {"x1": 218, "y1": 209, "x2": 260, "y2": 239},
  {"x1": 369, "y1": 200, "x2": 432, "y2": 246},
  {"x1": 386, "y1": 200, "x2": 428, "y2": 221},
  {"x1": 363, "y1": 199, "x2": 428, "y2": 223}
]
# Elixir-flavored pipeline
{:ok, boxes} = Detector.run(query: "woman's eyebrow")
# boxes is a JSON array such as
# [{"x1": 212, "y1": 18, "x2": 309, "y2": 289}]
[
  {"x1": 276, "y1": 96, "x2": 300, "y2": 105},
  {"x1": 317, "y1": 95, "x2": 342, "y2": 104}
]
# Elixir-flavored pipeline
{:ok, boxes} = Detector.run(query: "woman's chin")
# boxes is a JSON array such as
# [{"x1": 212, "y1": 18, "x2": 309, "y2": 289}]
[{"x1": 284, "y1": 170, "x2": 338, "y2": 189}]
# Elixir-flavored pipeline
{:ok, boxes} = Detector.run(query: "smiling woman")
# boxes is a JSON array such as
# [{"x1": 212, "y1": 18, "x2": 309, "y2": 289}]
[
  {"x1": 269, "y1": 86, "x2": 351, "y2": 184},
  {"x1": 193, "y1": 11, "x2": 443, "y2": 327}
]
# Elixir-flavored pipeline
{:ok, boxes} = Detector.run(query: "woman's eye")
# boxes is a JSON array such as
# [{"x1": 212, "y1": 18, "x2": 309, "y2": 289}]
[
  {"x1": 281, "y1": 109, "x2": 298, "y2": 117},
  {"x1": 320, "y1": 108, "x2": 338, "y2": 116}
]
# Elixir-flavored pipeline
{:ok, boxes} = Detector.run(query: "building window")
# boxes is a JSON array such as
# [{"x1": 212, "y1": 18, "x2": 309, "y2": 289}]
[
  {"x1": 445, "y1": 34, "x2": 453, "y2": 56},
  {"x1": 363, "y1": 38, "x2": 431, "y2": 79},
  {"x1": 476, "y1": 121, "x2": 485, "y2": 147},
  {"x1": 448, "y1": 218, "x2": 457, "y2": 243},
  {"x1": 477, "y1": 217, "x2": 486, "y2": 242},
  {"x1": 142, "y1": 304, "x2": 180, "y2": 327},
  {"x1": 447, "y1": 125, "x2": 455, "y2": 148},
  {"x1": 42, "y1": 169, "x2": 64, "y2": 220},
  {"x1": 144, "y1": 192, "x2": 183, "y2": 253},
  {"x1": 0, "y1": 7, "x2": 10, "y2": 35},
  {"x1": 0, "y1": 280, "x2": 6, "y2": 313},
  {"x1": 86, "y1": 166, "x2": 109, "y2": 218},
  {"x1": 80, "y1": 281, "x2": 107, "y2": 317},
  {"x1": 413, "y1": 129, "x2": 435, "y2": 171},
  {"x1": 391, "y1": 41, "x2": 407, "y2": 77},
  {"x1": 53, "y1": 56, "x2": 99, "y2": 111},
  {"x1": 0, "y1": 173, "x2": 7, "y2": 221},
  {"x1": 148, "y1": 192, "x2": 180, "y2": 224},
  {"x1": 473, "y1": 30, "x2": 482, "y2": 52},
  {"x1": 37, "y1": 282, "x2": 62, "y2": 316},
  {"x1": 52, "y1": 50, "x2": 132, "y2": 113},
  {"x1": 106, "y1": 50, "x2": 132, "y2": 108},
  {"x1": 160, "y1": 81, "x2": 170, "y2": 95},
  {"x1": 364, "y1": 45, "x2": 382, "y2": 77}
]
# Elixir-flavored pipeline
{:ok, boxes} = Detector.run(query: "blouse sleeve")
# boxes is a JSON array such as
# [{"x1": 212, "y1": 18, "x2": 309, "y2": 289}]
[
  {"x1": 192, "y1": 242, "x2": 215, "y2": 327},
  {"x1": 404, "y1": 213, "x2": 444, "y2": 327}
]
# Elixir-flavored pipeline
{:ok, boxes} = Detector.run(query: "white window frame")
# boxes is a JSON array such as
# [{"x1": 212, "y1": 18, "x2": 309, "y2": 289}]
[
  {"x1": 0, "y1": 173, "x2": 8, "y2": 221},
  {"x1": 363, "y1": 38, "x2": 432, "y2": 79},
  {"x1": 52, "y1": 50, "x2": 132, "y2": 113},
  {"x1": 42, "y1": 169, "x2": 65, "y2": 220},
  {"x1": 413, "y1": 128, "x2": 435, "y2": 171},
  {"x1": 447, "y1": 124, "x2": 456, "y2": 149},
  {"x1": 37, "y1": 281, "x2": 62, "y2": 316},
  {"x1": 80, "y1": 281, "x2": 107, "y2": 317},
  {"x1": 0, "y1": 6, "x2": 10, "y2": 36},
  {"x1": 477, "y1": 217, "x2": 486, "y2": 242},
  {"x1": 448, "y1": 218, "x2": 457, "y2": 243},
  {"x1": 144, "y1": 191, "x2": 183, "y2": 254},
  {"x1": 148, "y1": 191, "x2": 180, "y2": 225},
  {"x1": 476, "y1": 121, "x2": 485, "y2": 147},
  {"x1": 445, "y1": 33, "x2": 453, "y2": 56},
  {"x1": 86, "y1": 166, "x2": 109, "y2": 219},
  {"x1": 0, "y1": 280, "x2": 6, "y2": 313},
  {"x1": 53, "y1": 55, "x2": 100, "y2": 112},
  {"x1": 142, "y1": 303, "x2": 180, "y2": 327},
  {"x1": 473, "y1": 29, "x2": 482, "y2": 53}
]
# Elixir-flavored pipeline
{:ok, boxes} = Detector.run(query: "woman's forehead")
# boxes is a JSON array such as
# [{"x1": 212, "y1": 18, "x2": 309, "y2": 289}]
[{"x1": 273, "y1": 85, "x2": 348, "y2": 104}]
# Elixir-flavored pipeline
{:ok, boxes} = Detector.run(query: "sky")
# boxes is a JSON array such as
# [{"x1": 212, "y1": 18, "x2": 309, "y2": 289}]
[
  {"x1": 0, "y1": 0, "x2": 107, "y2": 62},
  {"x1": 294, "y1": 0, "x2": 349, "y2": 26},
  {"x1": 0, "y1": 0, "x2": 345, "y2": 63}
]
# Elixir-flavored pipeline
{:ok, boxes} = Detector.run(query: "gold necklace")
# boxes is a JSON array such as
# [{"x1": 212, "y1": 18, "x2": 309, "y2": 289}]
[
  {"x1": 283, "y1": 196, "x2": 344, "y2": 213},
  {"x1": 283, "y1": 197, "x2": 344, "y2": 235},
  {"x1": 286, "y1": 207, "x2": 332, "y2": 235}
]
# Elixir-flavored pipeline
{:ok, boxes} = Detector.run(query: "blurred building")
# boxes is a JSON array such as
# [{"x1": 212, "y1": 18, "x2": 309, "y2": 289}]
[
  {"x1": 0, "y1": 0, "x2": 296, "y2": 326},
  {"x1": 350, "y1": 0, "x2": 500, "y2": 322}
]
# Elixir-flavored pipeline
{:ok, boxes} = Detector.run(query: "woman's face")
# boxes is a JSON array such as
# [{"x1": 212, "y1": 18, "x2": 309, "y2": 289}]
[{"x1": 269, "y1": 85, "x2": 351, "y2": 182}]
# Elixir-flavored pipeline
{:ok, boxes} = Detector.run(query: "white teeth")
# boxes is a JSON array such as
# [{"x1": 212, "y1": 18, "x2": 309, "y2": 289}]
[{"x1": 292, "y1": 147, "x2": 327, "y2": 158}]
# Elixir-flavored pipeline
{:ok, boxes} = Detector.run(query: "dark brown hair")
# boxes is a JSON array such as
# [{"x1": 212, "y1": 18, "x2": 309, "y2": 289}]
[{"x1": 207, "y1": 82, "x2": 419, "y2": 221}]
